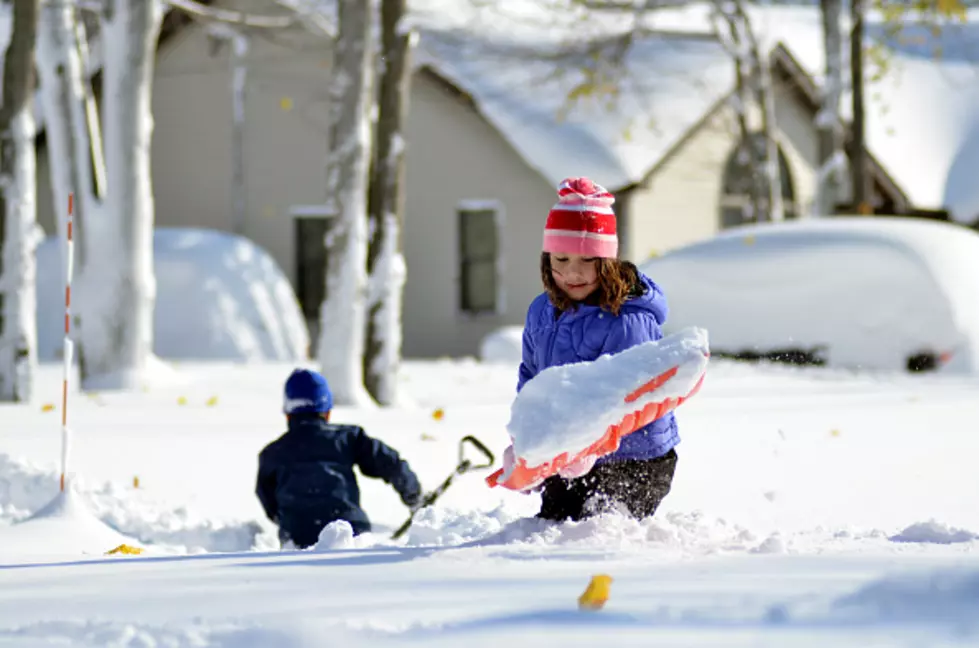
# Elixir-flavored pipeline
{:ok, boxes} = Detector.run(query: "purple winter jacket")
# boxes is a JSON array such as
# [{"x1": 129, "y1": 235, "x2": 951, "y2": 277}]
[{"x1": 517, "y1": 270, "x2": 679, "y2": 463}]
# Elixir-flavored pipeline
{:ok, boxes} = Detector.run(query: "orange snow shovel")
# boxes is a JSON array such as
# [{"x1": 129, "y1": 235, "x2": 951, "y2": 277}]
[
  {"x1": 391, "y1": 435, "x2": 495, "y2": 540},
  {"x1": 486, "y1": 364, "x2": 707, "y2": 492}
]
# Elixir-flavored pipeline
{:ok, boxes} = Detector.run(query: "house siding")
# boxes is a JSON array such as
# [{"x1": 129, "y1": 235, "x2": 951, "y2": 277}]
[{"x1": 403, "y1": 72, "x2": 554, "y2": 358}]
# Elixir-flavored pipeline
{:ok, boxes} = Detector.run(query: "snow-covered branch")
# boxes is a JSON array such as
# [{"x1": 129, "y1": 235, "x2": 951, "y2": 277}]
[{"x1": 165, "y1": 0, "x2": 299, "y2": 29}]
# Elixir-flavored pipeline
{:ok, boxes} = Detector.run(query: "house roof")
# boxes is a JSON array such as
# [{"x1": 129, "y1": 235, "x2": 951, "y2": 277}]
[{"x1": 413, "y1": 27, "x2": 736, "y2": 192}]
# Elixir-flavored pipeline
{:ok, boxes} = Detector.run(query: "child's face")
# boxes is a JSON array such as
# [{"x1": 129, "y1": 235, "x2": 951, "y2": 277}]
[{"x1": 550, "y1": 254, "x2": 599, "y2": 301}]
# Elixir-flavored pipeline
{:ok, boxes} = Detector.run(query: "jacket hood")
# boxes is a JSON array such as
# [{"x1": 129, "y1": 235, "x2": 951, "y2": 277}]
[{"x1": 624, "y1": 269, "x2": 668, "y2": 326}]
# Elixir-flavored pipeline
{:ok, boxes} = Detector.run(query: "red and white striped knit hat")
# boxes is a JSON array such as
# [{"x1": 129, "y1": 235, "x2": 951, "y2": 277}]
[{"x1": 542, "y1": 177, "x2": 617, "y2": 258}]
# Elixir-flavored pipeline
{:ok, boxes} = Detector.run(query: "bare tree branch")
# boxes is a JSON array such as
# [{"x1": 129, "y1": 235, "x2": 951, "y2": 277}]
[{"x1": 163, "y1": 0, "x2": 333, "y2": 35}]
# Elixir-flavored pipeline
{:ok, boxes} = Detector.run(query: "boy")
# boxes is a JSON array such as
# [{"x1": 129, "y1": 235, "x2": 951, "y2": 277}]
[{"x1": 256, "y1": 368, "x2": 422, "y2": 548}]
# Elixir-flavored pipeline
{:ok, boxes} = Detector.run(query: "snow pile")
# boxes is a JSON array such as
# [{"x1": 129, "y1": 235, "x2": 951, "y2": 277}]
[
  {"x1": 508, "y1": 327, "x2": 709, "y2": 465},
  {"x1": 890, "y1": 520, "x2": 979, "y2": 545},
  {"x1": 394, "y1": 505, "x2": 768, "y2": 556},
  {"x1": 0, "y1": 453, "x2": 269, "y2": 555},
  {"x1": 640, "y1": 218, "x2": 979, "y2": 374},
  {"x1": 479, "y1": 327, "x2": 524, "y2": 364},
  {"x1": 1, "y1": 488, "x2": 135, "y2": 558},
  {"x1": 35, "y1": 228, "x2": 310, "y2": 363}
]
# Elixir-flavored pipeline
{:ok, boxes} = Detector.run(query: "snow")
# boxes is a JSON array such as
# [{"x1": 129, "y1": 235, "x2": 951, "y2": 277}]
[
  {"x1": 36, "y1": 228, "x2": 309, "y2": 363},
  {"x1": 1, "y1": 487, "x2": 132, "y2": 559},
  {"x1": 1, "y1": 353, "x2": 979, "y2": 644},
  {"x1": 640, "y1": 217, "x2": 979, "y2": 374},
  {"x1": 507, "y1": 327, "x2": 709, "y2": 466},
  {"x1": 479, "y1": 326, "x2": 524, "y2": 364},
  {"x1": 366, "y1": 213, "x2": 407, "y2": 405}
]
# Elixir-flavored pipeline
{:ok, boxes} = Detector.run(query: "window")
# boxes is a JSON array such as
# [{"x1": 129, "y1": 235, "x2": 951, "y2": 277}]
[
  {"x1": 720, "y1": 132, "x2": 797, "y2": 228},
  {"x1": 294, "y1": 215, "x2": 330, "y2": 340},
  {"x1": 458, "y1": 203, "x2": 502, "y2": 315}
]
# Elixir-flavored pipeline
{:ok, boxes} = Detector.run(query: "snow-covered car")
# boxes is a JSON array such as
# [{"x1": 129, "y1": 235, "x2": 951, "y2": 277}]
[
  {"x1": 638, "y1": 217, "x2": 979, "y2": 374},
  {"x1": 36, "y1": 228, "x2": 309, "y2": 362}
]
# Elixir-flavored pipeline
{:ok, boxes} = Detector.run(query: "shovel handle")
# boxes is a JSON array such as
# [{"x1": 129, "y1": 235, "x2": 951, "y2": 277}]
[{"x1": 459, "y1": 435, "x2": 495, "y2": 470}]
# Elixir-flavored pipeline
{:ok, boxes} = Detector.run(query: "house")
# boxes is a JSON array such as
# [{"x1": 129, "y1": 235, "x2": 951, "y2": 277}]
[{"x1": 30, "y1": 2, "x2": 979, "y2": 359}]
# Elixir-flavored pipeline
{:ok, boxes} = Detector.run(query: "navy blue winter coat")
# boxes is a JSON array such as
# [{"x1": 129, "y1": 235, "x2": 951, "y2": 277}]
[
  {"x1": 518, "y1": 270, "x2": 679, "y2": 462},
  {"x1": 256, "y1": 416, "x2": 421, "y2": 547}
]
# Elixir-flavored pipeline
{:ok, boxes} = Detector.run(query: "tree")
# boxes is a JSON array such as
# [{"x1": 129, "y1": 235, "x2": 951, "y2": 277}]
[
  {"x1": 364, "y1": 0, "x2": 412, "y2": 406},
  {"x1": 850, "y1": 0, "x2": 871, "y2": 213},
  {"x1": 710, "y1": 0, "x2": 785, "y2": 223},
  {"x1": 813, "y1": 0, "x2": 845, "y2": 217},
  {"x1": 0, "y1": 0, "x2": 40, "y2": 402},
  {"x1": 318, "y1": 0, "x2": 375, "y2": 406},
  {"x1": 37, "y1": 0, "x2": 163, "y2": 391},
  {"x1": 851, "y1": 0, "x2": 968, "y2": 215}
]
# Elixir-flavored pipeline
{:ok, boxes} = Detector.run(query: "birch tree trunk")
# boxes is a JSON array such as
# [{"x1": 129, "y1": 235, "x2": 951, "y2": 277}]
[
  {"x1": 0, "y1": 0, "x2": 40, "y2": 402},
  {"x1": 813, "y1": 0, "x2": 845, "y2": 217},
  {"x1": 78, "y1": 0, "x2": 164, "y2": 389},
  {"x1": 364, "y1": 0, "x2": 411, "y2": 406},
  {"x1": 317, "y1": 0, "x2": 375, "y2": 406},
  {"x1": 37, "y1": 0, "x2": 102, "y2": 261}
]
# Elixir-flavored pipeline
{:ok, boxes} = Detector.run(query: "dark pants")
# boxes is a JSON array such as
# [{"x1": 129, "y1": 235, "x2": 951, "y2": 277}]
[
  {"x1": 278, "y1": 516, "x2": 371, "y2": 550},
  {"x1": 537, "y1": 449, "x2": 678, "y2": 522}
]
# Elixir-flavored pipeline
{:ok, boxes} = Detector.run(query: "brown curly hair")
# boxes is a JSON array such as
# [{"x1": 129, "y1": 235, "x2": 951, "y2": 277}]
[{"x1": 540, "y1": 253, "x2": 641, "y2": 316}]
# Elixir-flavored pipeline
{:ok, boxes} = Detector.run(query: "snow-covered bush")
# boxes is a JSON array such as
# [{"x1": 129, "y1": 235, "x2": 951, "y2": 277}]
[{"x1": 37, "y1": 228, "x2": 309, "y2": 362}]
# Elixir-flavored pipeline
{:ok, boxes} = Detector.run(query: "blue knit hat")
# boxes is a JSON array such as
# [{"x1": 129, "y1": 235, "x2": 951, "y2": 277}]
[{"x1": 283, "y1": 369, "x2": 333, "y2": 415}]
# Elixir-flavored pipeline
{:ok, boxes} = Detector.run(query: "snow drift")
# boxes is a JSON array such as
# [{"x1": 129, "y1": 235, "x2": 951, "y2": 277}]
[
  {"x1": 35, "y1": 228, "x2": 310, "y2": 363},
  {"x1": 640, "y1": 218, "x2": 979, "y2": 374}
]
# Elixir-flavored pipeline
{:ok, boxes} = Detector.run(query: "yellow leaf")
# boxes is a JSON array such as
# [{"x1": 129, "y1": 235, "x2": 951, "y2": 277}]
[
  {"x1": 177, "y1": 396, "x2": 188, "y2": 406},
  {"x1": 432, "y1": 408, "x2": 444, "y2": 421},
  {"x1": 830, "y1": 429, "x2": 841, "y2": 438},
  {"x1": 280, "y1": 96, "x2": 294, "y2": 111},
  {"x1": 420, "y1": 433, "x2": 436, "y2": 441},
  {"x1": 41, "y1": 403, "x2": 56, "y2": 413},
  {"x1": 106, "y1": 544, "x2": 144, "y2": 556},
  {"x1": 133, "y1": 476, "x2": 140, "y2": 489},
  {"x1": 206, "y1": 396, "x2": 219, "y2": 407},
  {"x1": 578, "y1": 574, "x2": 613, "y2": 611}
]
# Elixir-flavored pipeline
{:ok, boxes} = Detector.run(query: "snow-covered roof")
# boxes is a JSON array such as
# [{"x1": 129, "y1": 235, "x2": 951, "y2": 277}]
[
  {"x1": 414, "y1": 27, "x2": 734, "y2": 191},
  {"x1": 641, "y1": 3, "x2": 979, "y2": 223},
  {"x1": 639, "y1": 217, "x2": 979, "y2": 374}
]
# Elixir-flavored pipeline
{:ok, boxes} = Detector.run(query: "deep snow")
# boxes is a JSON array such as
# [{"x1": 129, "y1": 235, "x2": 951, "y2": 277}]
[{"x1": 1, "y1": 354, "x2": 978, "y2": 646}]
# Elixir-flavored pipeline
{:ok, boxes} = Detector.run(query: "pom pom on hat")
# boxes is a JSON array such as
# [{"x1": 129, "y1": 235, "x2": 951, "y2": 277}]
[
  {"x1": 283, "y1": 368, "x2": 333, "y2": 415},
  {"x1": 543, "y1": 177, "x2": 618, "y2": 258}
]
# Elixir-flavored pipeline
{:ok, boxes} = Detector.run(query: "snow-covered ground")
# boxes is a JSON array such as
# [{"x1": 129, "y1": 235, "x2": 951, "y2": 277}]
[{"x1": 1, "y1": 356, "x2": 978, "y2": 646}]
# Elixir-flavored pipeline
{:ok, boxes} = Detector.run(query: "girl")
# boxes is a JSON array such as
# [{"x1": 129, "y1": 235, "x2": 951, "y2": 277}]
[{"x1": 517, "y1": 176, "x2": 679, "y2": 522}]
